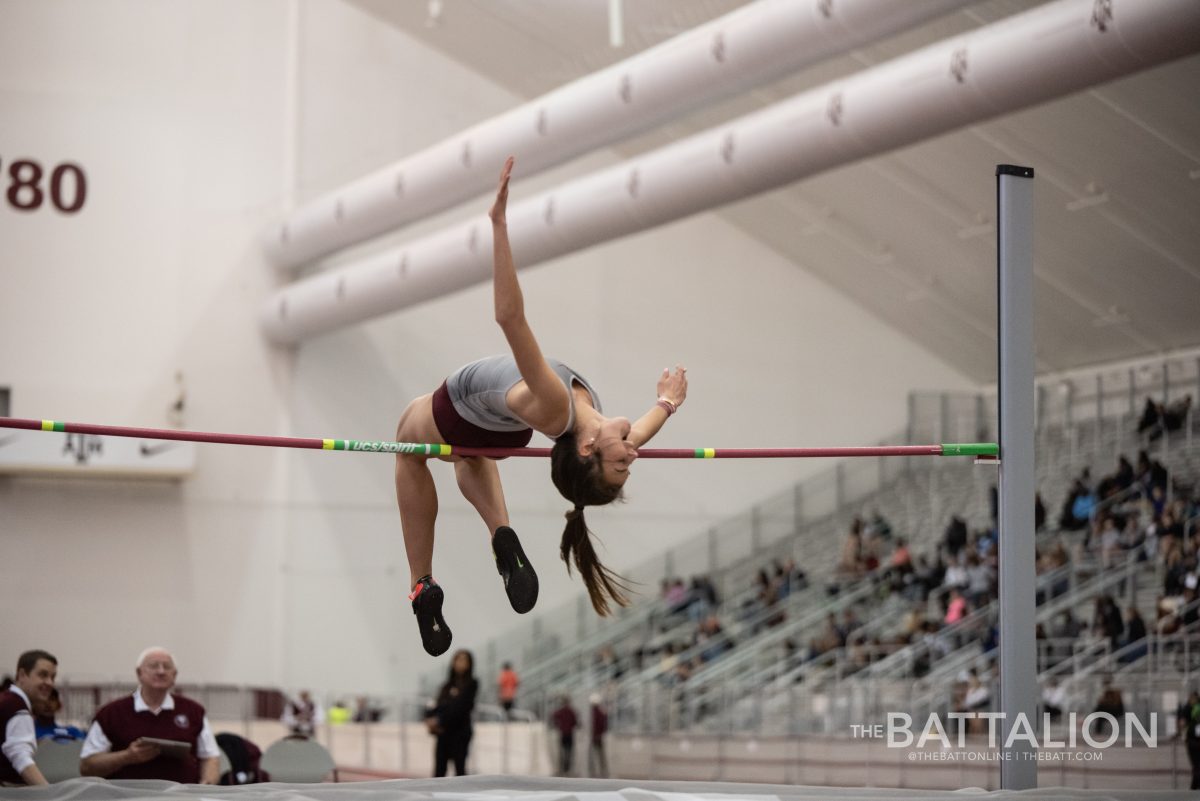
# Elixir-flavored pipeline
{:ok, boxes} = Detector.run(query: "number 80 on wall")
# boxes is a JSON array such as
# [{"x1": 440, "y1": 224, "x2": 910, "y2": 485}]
[{"x1": 1, "y1": 157, "x2": 87, "y2": 214}]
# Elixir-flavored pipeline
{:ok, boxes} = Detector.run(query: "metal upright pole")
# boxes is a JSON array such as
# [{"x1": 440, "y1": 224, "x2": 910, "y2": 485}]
[{"x1": 997, "y1": 164, "x2": 1037, "y2": 789}]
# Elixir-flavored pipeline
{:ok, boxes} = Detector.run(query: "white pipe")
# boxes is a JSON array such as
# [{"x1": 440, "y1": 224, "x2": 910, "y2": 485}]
[
  {"x1": 261, "y1": 0, "x2": 1200, "y2": 344},
  {"x1": 264, "y1": 0, "x2": 980, "y2": 268}
]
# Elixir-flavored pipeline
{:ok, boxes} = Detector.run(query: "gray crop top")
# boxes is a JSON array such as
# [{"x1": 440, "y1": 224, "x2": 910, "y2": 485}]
[{"x1": 444, "y1": 355, "x2": 602, "y2": 437}]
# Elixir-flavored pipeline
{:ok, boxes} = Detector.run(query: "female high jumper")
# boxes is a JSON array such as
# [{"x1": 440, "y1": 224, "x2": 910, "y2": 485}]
[{"x1": 394, "y1": 157, "x2": 688, "y2": 656}]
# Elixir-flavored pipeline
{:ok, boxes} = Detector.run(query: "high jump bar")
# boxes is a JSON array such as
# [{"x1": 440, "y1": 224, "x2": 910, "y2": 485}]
[{"x1": 0, "y1": 417, "x2": 997, "y2": 459}]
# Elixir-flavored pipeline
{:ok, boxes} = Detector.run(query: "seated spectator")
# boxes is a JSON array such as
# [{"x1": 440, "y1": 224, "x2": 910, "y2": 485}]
[
  {"x1": 33, "y1": 687, "x2": 85, "y2": 742},
  {"x1": 866, "y1": 509, "x2": 893, "y2": 541},
  {"x1": 1097, "y1": 455, "x2": 1134, "y2": 499},
  {"x1": 889, "y1": 537, "x2": 912, "y2": 572},
  {"x1": 842, "y1": 607, "x2": 862, "y2": 640},
  {"x1": 1092, "y1": 595, "x2": 1125, "y2": 651},
  {"x1": 1120, "y1": 607, "x2": 1148, "y2": 662},
  {"x1": 839, "y1": 522, "x2": 864, "y2": 578},
  {"x1": 943, "y1": 553, "x2": 969, "y2": 591},
  {"x1": 1097, "y1": 516, "x2": 1124, "y2": 568},
  {"x1": 80, "y1": 647, "x2": 220, "y2": 784},
  {"x1": 1, "y1": 650, "x2": 58, "y2": 786},
  {"x1": 943, "y1": 516, "x2": 968, "y2": 559},
  {"x1": 781, "y1": 558, "x2": 806, "y2": 595},
  {"x1": 944, "y1": 588, "x2": 969, "y2": 625},
  {"x1": 809, "y1": 613, "x2": 845, "y2": 659},
  {"x1": 664, "y1": 579, "x2": 689, "y2": 614},
  {"x1": 1042, "y1": 677, "x2": 1067, "y2": 721},
  {"x1": 1138, "y1": 397, "x2": 1163, "y2": 434},
  {"x1": 1162, "y1": 395, "x2": 1193, "y2": 434},
  {"x1": 1136, "y1": 450, "x2": 1169, "y2": 495},
  {"x1": 353, "y1": 696, "x2": 383, "y2": 723},
  {"x1": 1093, "y1": 675, "x2": 1125, "y2": 738},
  {"x1": 965, "y1": 553, "x2": 993, "y2": 606},
  {"x1": 685, "y1": 576, "x2": 712, "y2": 621},
  {"x1": 1144, "y1": 395, "x2": 1193, "y2": 440},
  {"x1": 697, "y1": 615, "x2": 733, "y2": 663},
  {"x1": 954, "y1": 668, "x2": 991, "y2": 733},
  {"x1": 281, "y1": 690, "x2": 322, "y2": 738}
]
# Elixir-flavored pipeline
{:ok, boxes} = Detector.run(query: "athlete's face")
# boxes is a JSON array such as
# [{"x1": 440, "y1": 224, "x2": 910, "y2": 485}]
[{"x1": 592, "y1": 417, "x2": 637, "y2": 487}]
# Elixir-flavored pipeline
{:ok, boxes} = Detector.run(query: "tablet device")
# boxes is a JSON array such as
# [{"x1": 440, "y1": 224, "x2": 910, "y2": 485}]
[{"x1": 139, "y1": 738, "x2": 192, "y2": 759}]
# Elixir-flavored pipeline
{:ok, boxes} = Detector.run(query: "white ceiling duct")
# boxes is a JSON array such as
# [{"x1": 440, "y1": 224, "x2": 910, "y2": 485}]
[
  {"x1": 261, "y1": 0, "x2": 1200, "y2": 345},
  {"x1": 264, "y1": 0, "x2": 980, "y2": 269}
]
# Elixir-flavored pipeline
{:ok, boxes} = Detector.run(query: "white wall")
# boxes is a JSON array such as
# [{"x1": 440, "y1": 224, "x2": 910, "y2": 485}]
[{"x1": 0, "y1": 0, "x2": 973, "y2": 699}]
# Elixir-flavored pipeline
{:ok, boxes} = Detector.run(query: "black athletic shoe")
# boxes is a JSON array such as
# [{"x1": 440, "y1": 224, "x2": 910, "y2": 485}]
[
  {"x1": 492, "y1": 526, "x2": 538, "y2": 614},
  {"x1": 410, "y1": 576, "x2": 452, "y2": 657}
]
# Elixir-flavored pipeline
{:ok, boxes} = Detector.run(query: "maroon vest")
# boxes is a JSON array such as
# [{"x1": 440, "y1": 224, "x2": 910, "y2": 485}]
[
  {"x1": 93, "y1": 694, "x2": 207, "y2": 783},
  {"x1": 0, "y1": 690, "x2": 31, "y2": 784}
]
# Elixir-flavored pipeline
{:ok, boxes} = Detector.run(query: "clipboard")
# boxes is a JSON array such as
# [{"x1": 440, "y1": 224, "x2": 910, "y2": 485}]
[{"x1": 139, "y1": 737, "x2": 192, "y2": 759}]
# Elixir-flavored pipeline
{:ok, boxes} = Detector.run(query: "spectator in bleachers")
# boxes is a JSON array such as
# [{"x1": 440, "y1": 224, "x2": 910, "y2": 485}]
[
  {"x1": 842, "y1": 607, "x2": 862, "y2": 641},
  {"x1": 865, "y1": 509, "x2": 893, "y2": 541},
  {"x1": 1136, "y1": 450, "x2": 1169, "y2": 495},
  {"x1": 943, "y1": 516, "x2": 968, "y2": 559},
  {"x1": 944, "y1": 588, "x2": 969, "y2": 625},
  {"x1": 839, "y1": 521, "x2": 864, "y2": 578},
  {"x1": 1164, "y1": 546, "x2": 1190, "y2": 597},
  {"x1": 955, "y1": 668, "x2": 991, "y2": 734},
  {"x1": 594, "y1": 646, "x2": 622, "y2": 681},
  {"x1": 1042, "y1": 677, "x2": 1066, "y2": 721},
  {"x1": 1093, "y1": 675, "x2": 1125, "y2": 738},
  {"x1": 1120, "y1": 607, "x2": 1148, "y2": 661},
  {"x1": 1138, "y1": 397, "x2": 1163, "y2": 435},
  {"x1": 860, "y1": 535, "x2": 881, "y2": 574},
  {"x1": 1164, "y1": 395, "x2": 1193, "y2": 434},
  {"x1": 780, "y1": 558, "x2": 806, "y2": 596},
  {"x1": 1092, "y1": 595, "x2": 1125, "y2": 651},
  {"x1": 664, "y1": 579, "x2": 688, "y2": 615},
  {"x1": 943, "y1": 552, "x2": 969, "y2": 592},
  {"x1": 1097, "y1": 516, "x2": 1124, "y2": 568},
  {"x1": 899, "y1": 603, "x2": 924, "y2": 640},
  {"x1": 1149, "y1": 485, "x2": 1168, "y2": 521},
  {"x1": 1060, "y1": 473, "x2": 1095, "y2": 531},
  {"x1": 809, "y1": 613, "x2": 845, "y2": 660},
  {"x1": 1096, "y1": 454, "x2": 1135, "y2": 500},
  {"x1": 697, "y1": 615, "x2": 733, "y2": 663},
  {"x1": 889, "y1": 537, "x2": 912, "y2": 573},
  {"x1": 1052, "y1": 608, "x2": 1082, "y2": 639},
  {"x1": 1142, "y1": 395, "x2": 1193, "y2": 440},
  {"x1": 965, "y1": 553, "x2": 993, "y2": 606},
  {"x1": 685, "y1": 577, "x2": 712, "y2": 622}
]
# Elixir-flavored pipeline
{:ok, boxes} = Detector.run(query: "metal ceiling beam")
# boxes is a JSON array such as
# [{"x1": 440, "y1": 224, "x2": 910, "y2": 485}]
[{"x1": 261, "y1": 0, "x2": 1200, "y2": 344}]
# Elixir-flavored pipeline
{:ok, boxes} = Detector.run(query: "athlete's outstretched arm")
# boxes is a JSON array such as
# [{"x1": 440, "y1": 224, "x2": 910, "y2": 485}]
[
  {"x1": 489, "y1": 157, "x2": 568, "y2": 418},
  {"x1": 630, "y1": 366, "x2": 688, "y2": 448}
]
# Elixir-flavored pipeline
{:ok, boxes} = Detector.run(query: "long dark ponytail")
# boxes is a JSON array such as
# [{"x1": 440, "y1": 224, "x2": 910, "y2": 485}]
[{"x1": 550, "y1": 430, "x2": 630, "y2": 616}]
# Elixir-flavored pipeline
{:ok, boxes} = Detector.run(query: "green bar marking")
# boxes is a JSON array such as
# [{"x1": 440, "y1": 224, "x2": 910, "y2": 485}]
[{"x1": 941, "y1": 442, "x2": 999, "y2": 457}]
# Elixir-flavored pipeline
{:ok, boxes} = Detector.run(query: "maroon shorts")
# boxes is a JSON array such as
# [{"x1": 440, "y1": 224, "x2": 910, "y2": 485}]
[{"x1": 431, "y1": 381, "x2": 534, "y2": 450}]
